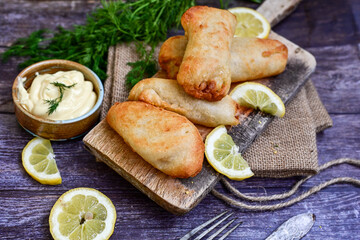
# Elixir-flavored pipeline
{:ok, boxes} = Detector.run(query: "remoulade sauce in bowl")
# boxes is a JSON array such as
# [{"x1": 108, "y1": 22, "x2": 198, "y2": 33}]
[{"x1": 12, "y1": 59, "x2": 104, "y2": 140}]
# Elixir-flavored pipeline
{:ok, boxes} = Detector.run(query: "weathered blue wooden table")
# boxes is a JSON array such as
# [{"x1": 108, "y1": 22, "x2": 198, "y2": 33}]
[{"x1": 0, "y1": 0, "x2": 359, "y2": 239}]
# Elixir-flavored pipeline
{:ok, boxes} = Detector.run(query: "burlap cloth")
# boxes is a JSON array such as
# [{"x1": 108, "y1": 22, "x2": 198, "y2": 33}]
[{"x1": 100, "y1": 43, "x2": 333, "y2": 178}]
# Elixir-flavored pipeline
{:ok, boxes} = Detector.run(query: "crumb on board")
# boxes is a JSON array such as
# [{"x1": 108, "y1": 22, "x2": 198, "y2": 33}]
[
  {"x1": 270, "y1": 143, "x2": 280, "y2": 154},
  {"x1": 271, "y1": 147, "x2": 278, "y2": 154}
]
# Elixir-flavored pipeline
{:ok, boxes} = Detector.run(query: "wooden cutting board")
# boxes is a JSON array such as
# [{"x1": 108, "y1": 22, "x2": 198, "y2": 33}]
[{"x1": 83, "y1": 1, "x2": 314, "y2": 215}]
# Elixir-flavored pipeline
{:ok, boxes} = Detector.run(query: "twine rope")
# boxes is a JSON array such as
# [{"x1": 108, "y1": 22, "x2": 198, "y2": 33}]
[{"x1": 211, "y1": 158, "x2": 360, "y2": 211}]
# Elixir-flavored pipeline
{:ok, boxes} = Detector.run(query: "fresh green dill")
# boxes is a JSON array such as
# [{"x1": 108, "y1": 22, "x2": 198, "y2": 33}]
[
  {"x1": 2, "y1": 0, "x2": 196, "y2": 88},
  {"x1": 250, "y1": 0, "x2": 263, "y2": 3},
  {"x1": 219, "y1": 0, "x2": 230, "y2": 9},
  {"x1": 44, "y1": 82, "x2": 76, "y2": 115}
]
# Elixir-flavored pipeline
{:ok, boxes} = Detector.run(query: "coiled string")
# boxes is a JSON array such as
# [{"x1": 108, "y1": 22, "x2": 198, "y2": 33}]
[{"x1": 211, "y1": 158, "x2": 360, "y2": 211}]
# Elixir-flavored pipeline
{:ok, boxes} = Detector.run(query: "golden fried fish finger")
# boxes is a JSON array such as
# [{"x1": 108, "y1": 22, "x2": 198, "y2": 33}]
[
  {"x1": 230, "y1": 38, "x2": 288, "y2": 82},
  {"x1": 107, "y1": 101, "x2": 204, "y2": 178},
  {"x1": 128, "y1": 78, "x2": 240, "y2": 127},
  {"x1": 159, "y1": 36, "x2": 288, "y2": 81},
  {"x1": 177, "y1": 6, "x2": 236, "y2": 101}
]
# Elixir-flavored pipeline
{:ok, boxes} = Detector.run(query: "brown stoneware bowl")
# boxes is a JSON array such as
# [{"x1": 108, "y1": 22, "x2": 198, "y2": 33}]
[{"x1": 12, "y1": 59, "x2": 104, "y2": 140}]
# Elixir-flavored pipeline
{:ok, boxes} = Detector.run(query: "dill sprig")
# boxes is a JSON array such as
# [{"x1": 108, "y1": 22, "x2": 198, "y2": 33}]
[
  {"x1": 44, "y1": 82, "x2": 76, "y2": 115},
  {"x1": 1, "y1": 0, "x2": 196, "y2": 88},
  {"x1": 250, "y1": 0, "x2": 263, "y2": 3}
]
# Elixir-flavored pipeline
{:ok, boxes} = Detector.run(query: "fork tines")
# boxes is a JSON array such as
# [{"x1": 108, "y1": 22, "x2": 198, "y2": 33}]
[{"x1": 179, "y1": 211, "x2": 242, "y2": 240}]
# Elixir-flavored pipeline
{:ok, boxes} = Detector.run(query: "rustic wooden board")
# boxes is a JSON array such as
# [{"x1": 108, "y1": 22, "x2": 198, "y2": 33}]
[{"x1": 83, "y1": 31, "x2": 316, "y2": 214}]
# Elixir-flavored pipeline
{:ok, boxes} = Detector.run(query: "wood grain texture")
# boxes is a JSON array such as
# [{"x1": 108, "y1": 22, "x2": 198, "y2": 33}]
[
  {"x1": 257, "y1": 0, "x2": 302, "y2": 27},
  {"x1": 274, "y1": 0, "x2": 360, "y2": 48},
  {"x1": 0, "y1": 0, "x2": 359, "y2": 239},
  {"x1": 308, "y1": 44, "x2": 360, "y2": 114},
  {"x1": 0, "y1": 0, "x2": 100, "y2": 47}
]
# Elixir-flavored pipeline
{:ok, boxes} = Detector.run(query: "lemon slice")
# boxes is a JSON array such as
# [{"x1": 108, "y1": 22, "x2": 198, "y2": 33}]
[
  {"x1": 228, "y1": 7, "x2": 270, "y2": 38},
  {"x1": 49, "y1": 188, "x2": 117, "y2": 240},
  {"x1": 205, "y1": 125, "x2": 254, "y2": 180},
  {"x1": 22, "y1": 137, "x2": 61, "y2": 185},
  {"x1": 230, "y1": 82, "x2": 285, "y2": 117}
]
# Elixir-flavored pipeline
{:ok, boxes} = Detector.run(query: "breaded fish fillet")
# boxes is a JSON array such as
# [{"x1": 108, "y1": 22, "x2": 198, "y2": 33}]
[
  {"x1": 107, "y1": 101, "x2": 204, "y2": 178},
  {"x1": 159, "y1": 36, "x2": 288, "y2": 81},
  {"x1": 128, "y1": 78, "x2": 240, "y2": 127},
  {"x1": 177, "y1": 6, "x2": 236, "y2": 101}
]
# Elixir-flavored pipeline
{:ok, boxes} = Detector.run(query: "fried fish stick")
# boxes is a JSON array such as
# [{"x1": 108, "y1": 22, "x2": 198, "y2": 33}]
[
  {"x1": 159, "y1": 36, "x2": 288, "y2": 81},
  {"x1": 177, "y1": 6, "x2": 236, "y2": 101},
  {"x1": 107, "y1": 101, "x2": 204, "y2": 178},
  {"x1": 128, "y1": 78, "x2": 240, "y2": 127}
]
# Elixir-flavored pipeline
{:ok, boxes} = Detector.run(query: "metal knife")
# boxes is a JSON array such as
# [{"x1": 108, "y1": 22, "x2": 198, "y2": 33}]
[{"x1": 265, "y1": 213, "x2": 316, "y2": 240}]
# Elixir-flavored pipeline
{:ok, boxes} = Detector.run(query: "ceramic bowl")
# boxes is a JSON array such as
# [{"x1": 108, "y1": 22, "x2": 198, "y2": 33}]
[{"x1": 12, "y1": 59, "x2": 104, "y2": 140}]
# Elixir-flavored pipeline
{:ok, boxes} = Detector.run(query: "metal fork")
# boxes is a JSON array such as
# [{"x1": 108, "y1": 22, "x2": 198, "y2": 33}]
[{"x1": 179, "y1": 211, "x2": 242, "y2": 240}]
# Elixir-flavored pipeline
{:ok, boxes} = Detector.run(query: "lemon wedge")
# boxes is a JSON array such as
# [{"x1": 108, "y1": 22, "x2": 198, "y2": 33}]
[
  {"x1": 230, "y1": 82, "x2": 286, "y2": 117},
  {"x1": 49, "y1": 188, "x2": 117, "y2": 240},
  {"x1": 228, "y1": 7, "x2": 270, "y2": 38},
  {"x1": 22, "y1": 137, "x2": 61, "y2": 185},
  {"x1": 205, "y1": 125, "x2": 254, "y2": 180}
]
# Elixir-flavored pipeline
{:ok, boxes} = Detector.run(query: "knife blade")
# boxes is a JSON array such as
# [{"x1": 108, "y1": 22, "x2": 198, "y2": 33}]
[{"x1": 265, "y1": 213, "x2": 316, "y2": 240}]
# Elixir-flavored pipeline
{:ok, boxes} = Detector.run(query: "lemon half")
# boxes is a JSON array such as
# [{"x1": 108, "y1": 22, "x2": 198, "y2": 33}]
[
  {"x1": 205, "y1": 125, "x2": 254, "y2": 180},
  {"x1": 230, "y1": 82, "x2": 286, "y2": 117},
  {"x1": 49, "y1": 188, "x2": 117, "y2": 240},
  {"x1": 22, "y1": 137, "x2": 61, "y2": 185},
  {"x1": 229, "y1": 7, "x2": 271, "y2": 39}
]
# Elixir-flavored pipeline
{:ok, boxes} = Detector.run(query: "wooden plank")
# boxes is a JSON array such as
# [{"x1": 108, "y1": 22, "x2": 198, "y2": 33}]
[
  {"x1": 1, "y1": 187, "x2": 359, "y2": 240},
  {"x1": 316, "y1": 114, "x2": 360, "y2": 162},
  {"x1": 0, "y1": 47, "x2": 21, "y2": 113},
  {"x1": 308, "y1": 44, "x2": 360, "y2": 114},
  {"x1": 0, "y1": 0, "x2": 99, "y2": 46},
  {"x1": 274, "y1": 0, "x2": 359, "y2": 48}
]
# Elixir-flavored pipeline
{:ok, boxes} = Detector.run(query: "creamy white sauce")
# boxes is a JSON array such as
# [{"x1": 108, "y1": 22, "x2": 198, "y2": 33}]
[{"x1": 18, "y1": 70, "x2": 97, "y2": 121}]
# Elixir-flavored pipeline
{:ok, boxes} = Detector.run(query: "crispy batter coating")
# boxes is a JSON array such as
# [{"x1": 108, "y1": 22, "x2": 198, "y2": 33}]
[
  {"x1": 107, "y1": 101, "x2": 204, "y2": 178},
  {"x1": 177, "y1": 6, "x2": 236, "y2": 101},
  {"x1": 158, "y1": 36, "x2": 188, "y2": 79},
  {"x1": 128, "y1": 78, "x2": 240, "y2": 127},
  {"x1": 159, "y1": 36, "x2": 288, "y2": 81},
  {"x1": 230, "y1": 38, "x2": 288, "y2": 81}
]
